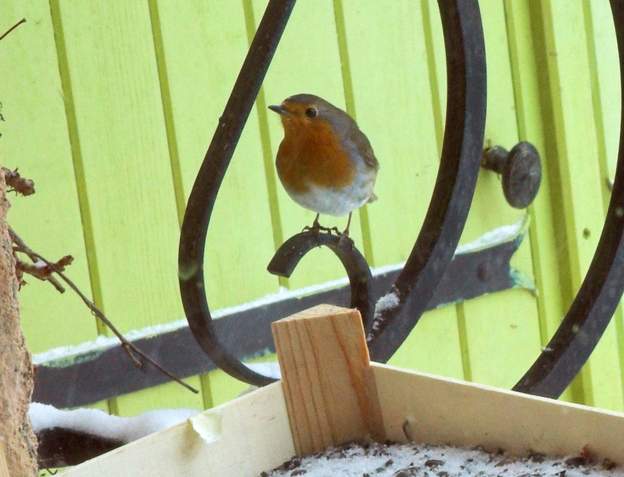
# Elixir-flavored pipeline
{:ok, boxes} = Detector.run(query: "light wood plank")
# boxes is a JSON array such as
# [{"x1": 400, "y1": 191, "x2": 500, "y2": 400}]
[
  {"x1": 0, "y1": 1, "x2": 95, "y2": 353},
  {"x1": 64, "y1": 382, "x2": 294, "y2": 477},
  {"x1": 339, "y1": 0, "x2": 439, "y2": 268},
  {"x1": 533, "y1": 0, "x2": 623, "y2": 410},
  {"x1": 450, "y1": 0, "x2": 542, "y2": 390},
  {"x1": 152, "y1": 0, "x2": 281, "y2": 407},
  {"x1": 389, "y1": 306, "x2": 464, "y2": 380},
  {"x1": 340, "y1": 0, "x2": 465, "y2": 383},
  {"x1": 272, "y1": 304, "x2": 384, "y2": 455},
  {"x1": 503, "y1": 0, "x2": 573, "y2": 402},
  {"x1": 53, "y1": 0, "x2": 204, "y2": 412},
  {"x1": 65, "y1": 363, "x2": 624, "y2": 475},
  {"x1": 375, "y1": 363, "x2": 624, "y2": 464},
  {"x1": 583, "y1": 0, "x2": 624, "y2": 410},
  {"x1": 153, "y1": 0, "x2": 279, "y2": 308}
]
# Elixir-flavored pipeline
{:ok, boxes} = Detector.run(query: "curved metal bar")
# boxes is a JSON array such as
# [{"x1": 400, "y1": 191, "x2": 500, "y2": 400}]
[
  {"x1": 178, "y1": 0, "x2": 296, "y2": 387},
  {"x1": 513, "y1": 0, "x2": 624, "y2": 398},
  {"x1": 267, "y1": 231, "x2": 374, "y2": 331},
  {"x1": 367, "y1": 0, "x2": 486, "y2": 361}
]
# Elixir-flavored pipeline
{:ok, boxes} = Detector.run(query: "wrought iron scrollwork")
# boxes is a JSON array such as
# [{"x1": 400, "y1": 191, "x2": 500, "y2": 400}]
[
  {"x1": 179, "y1": 0, "x2": 624, "y2": 397},
  {"x1": 367, "y1": 0, "x2": 486, "y2": 361},
  {"x1": 268, "y1": 232, "x2": 375, "y2": 331},
  {"x1": 178, "y1": 0, "x2": 296, "y2": 386},
  {"x1": 179, "y1": 0, "x2": 487, "y2": 386},
  {"x1": 513, "y1": 0, "x2": 624, "y2": 398}
]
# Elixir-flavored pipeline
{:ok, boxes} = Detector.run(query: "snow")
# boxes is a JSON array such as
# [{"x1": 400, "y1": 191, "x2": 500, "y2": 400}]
[
  {"x1": 262, "y1": 441, "x2": 623, "y2": 476},
  {"x1": 33, "y1": 262, "x2": 405, "y2": 366},
  {"x1": 245, "y1": 361, "x2": 281, "y2": 379},
  {"x1": 455, "y1": 215, "x2": 527, "y2": 255},
  {"x1": 29, "y1": 402, "x2": 198, "y2": 443},
  {"x1": 374, "y1": 291, "x2": 400, "y2": 320},
  {"x1": 33, "y1": 218, "x2": 528, "y2": 367}
]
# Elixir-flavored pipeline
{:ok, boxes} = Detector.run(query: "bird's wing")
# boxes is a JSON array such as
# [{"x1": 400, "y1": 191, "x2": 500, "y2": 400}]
[{"x1": 348, "y1": 124, "x2": 379, "y2": 171}]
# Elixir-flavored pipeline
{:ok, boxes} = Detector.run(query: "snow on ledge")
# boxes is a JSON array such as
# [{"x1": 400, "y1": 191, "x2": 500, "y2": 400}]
[
  {"x1": 33, "y1": 217, "x2": 527, "y2": 367},
  {"x1": 29, "y1": 402, "x2": 199, "y2": 443},
  {"x1": 33, "y1": 262, "x2": 404, "y2": 366}
]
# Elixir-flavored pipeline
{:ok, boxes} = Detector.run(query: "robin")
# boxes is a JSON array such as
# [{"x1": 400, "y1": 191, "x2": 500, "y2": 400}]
[{"x1": 268, "y1": 94, "x2": 379, "y2": 236}]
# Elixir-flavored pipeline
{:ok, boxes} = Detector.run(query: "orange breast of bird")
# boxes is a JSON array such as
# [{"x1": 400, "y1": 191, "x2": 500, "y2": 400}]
[{"x1": 276, "y1": 118, "x2": 356, "y2": 194}]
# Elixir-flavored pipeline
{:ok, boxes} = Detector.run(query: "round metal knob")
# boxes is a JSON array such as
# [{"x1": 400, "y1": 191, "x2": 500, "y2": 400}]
[{"x1": 482, "y1": 141, "x2": 542, "y2": 209}]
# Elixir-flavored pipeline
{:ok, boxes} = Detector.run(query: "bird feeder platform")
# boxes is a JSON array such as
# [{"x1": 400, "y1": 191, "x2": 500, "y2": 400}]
[{"x1": 63, "y1": 305, "x2": 624, "y2": 476}]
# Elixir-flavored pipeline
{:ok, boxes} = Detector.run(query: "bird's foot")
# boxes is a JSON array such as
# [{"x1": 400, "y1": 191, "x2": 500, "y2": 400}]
[
  {"x1": 302, "y1": 215, "x2": 338, "y2": 235},
  {"x1": 302, "y1": 223, "x2": 339, "y2": 235}
]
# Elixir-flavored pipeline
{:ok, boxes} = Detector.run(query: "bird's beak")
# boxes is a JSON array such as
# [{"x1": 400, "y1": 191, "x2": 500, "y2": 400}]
[{"x1": 268, "y1": 104, "x2": 288, "y2": 115}]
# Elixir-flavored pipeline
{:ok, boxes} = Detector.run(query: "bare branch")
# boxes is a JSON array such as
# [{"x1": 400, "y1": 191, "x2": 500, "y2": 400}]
[
  {"x1": 10, "y1": 230, "x2": 65, "y2": 292},
  {"x1": 15, "y1": 256, "x2": 72, "y2": 283},
  {"x1": 9, "y1": 227, "x2": 198, "y2": 394},
  {"x1": 0, "y1": 18, "x2": 26, "y2": 42}
]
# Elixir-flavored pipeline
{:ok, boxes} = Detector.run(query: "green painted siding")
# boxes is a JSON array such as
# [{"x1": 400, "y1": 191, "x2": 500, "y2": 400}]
[{"x1": 1, "y1": 0, "x2": 623, "y2": 414}]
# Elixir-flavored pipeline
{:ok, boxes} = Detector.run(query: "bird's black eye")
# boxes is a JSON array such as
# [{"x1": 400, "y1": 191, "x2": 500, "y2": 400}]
[{"x1": 305, "y1": 107, "x2": 318, "y2": 118}]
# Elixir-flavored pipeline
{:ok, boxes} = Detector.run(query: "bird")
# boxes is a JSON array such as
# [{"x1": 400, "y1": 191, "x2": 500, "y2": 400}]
[{"x1": 268, "y1": 94, "x2": 379, "y2": 236}]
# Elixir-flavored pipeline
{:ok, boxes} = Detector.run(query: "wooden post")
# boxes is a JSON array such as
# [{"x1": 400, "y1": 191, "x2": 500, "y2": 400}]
[{"x1": 271, "y1": 304, "x2": 385, "y2": 455}]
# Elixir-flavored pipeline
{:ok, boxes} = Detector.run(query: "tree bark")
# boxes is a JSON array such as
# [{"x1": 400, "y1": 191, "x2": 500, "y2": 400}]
[{"x1": 0, "y1": 169, "x2": 37, "y2": 476}]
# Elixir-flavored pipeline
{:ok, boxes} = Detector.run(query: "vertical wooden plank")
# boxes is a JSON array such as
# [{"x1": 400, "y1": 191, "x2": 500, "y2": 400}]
[
  {"x1": 0, "y1": 2, "x2": 95, "y2": 353},
  {"x1": 339, "y1": 0, "x2": 438, "y2": 268},
  {"x1": 153, "y1": 0, "x2": 282, "y2": 404},
  {"x1": 583, "y1": 0, "x2": 624, "y2": 410},
  {"x1": 585, "y1": 1, "x2": 621, "y2": 181},
  {"x1": 421, "y1": 0, "x2": 447, "y2": 147},
  {"x1": 503, "y1": 0, "x2": 574, "y2": 402},
  {"x1": 208, "y1": 354, "x2": 278, "y2": 406},
  {"x1": 419, "y1": 0, "x2": 467, "y2": 381},
  {"x1": 530, "y1": 0, "x2": 623, "y2": 410},
  {"x1": 389, "y1": 307, "x2": 464, "y2": 380},
  {"x1": 250, "y1": 0, "x2": 364, "y2": 289},
  {"x1": 153, "y1": 0, "x2": 278, "y2": 307},
  {"x1": 454, "y1": 0, "x2": 542, "y2": 390},
  {"x1": 338, "y1": 0, "x2": 464, "y2": 380},
  {"x1": 51, "y1": 0, "x2": 203, "y2": 413}
]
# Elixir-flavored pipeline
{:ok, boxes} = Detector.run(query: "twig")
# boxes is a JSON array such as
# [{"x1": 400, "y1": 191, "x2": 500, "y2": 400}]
[
  {"x1": 0, "y1": 18, "x2": 26, "y2": 42},
  {"x1": 11, "y1": 236, "x2": 65, "y2": 293},
  {"x1": 9, "y1": 227, "x2": 198, "y2": 394},
  {"x1": 15, "y1": 256, "x2": 72, "y2": 284}
]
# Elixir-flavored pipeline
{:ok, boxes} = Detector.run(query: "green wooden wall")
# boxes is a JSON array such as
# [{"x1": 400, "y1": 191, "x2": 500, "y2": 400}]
[{"x1": 1, "y1": 0, "x2": 623, "y2": 417}]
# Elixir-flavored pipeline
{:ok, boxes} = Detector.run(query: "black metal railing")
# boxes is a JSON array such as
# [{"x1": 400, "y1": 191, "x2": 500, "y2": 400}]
[{"x1": 178, "y1": 0, "x2": 624, "y2": 400}]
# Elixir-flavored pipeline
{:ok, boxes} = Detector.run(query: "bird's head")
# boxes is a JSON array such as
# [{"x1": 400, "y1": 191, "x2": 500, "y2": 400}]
[{"x1": 269, "y1": 94, "x2": 345, "y2": 135}]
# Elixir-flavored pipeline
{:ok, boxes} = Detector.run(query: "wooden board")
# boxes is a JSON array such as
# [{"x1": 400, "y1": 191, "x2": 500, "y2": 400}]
[
  {"x1": 502, "y1": 0, "x2": 573, "y2": 402},
  {"x1": 528, "y1": 0, "x2": 624, "y2": 410},
  {"x1": 341, "y1": 0, "x2": 466, "y2": 385},
  {"x1": 456, "y1": 0, "x2": 542, "y2": 391},
  {"x1": 64, "y1": 363, "x2": 624, "y2": 476},
  {"x1": 50, "y1": 0, "x2": 205, "y2": 414},
  {"x1": 4, "y1": 0, "x2": 624, "y2": 417},
  {"x1": 63, "y1": 382, "x2": 294, "y2": 477},
  {"x1": 582, "y1": 0, "x2": 624, "y2": 409},
  {"x1": 0, "y1": 0, "x2": 95, "y2": 354},
  {"x1": 375, "y1": 363, "x2": 624, "y2": 463},
  {"x1": 272, "y1": 305, "x2": 384, "y2": 454}
]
